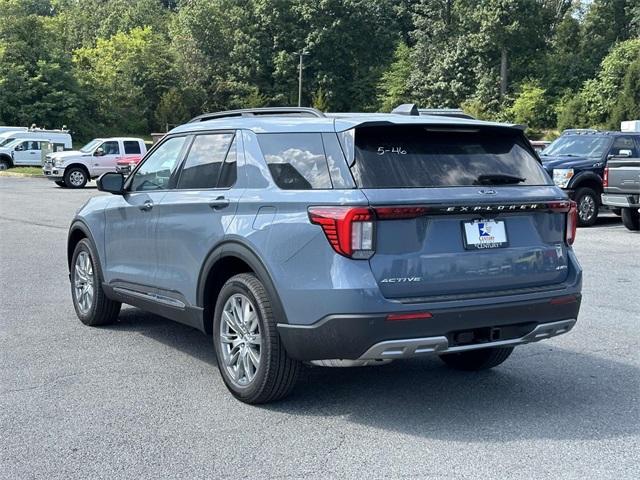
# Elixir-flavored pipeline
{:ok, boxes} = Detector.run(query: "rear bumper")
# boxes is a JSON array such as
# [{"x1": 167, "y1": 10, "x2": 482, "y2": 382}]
[
  {"x1": 277, "y1": 294, "x2": 581, "y2": 361},
  {"x1": 601, "y1": 193, "x2": 640, "y2": 208}
]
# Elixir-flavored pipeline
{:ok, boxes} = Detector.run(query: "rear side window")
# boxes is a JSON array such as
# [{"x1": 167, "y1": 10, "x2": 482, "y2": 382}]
[
  {"x1": 124, "y1": 141, "x2": 141, "y2": 154},
  {"x1": 351, "y1": 126, "x2": 550, "y2": 188},
  {"x1": 258, "y1": 133, "x2": 332, "y2": 190},
  {"x1": 609, "y1": 136, "x2": 638, "y2": 157},
  {"x1": 177, "y1": 133, "x2": 235, "y2": 189}
]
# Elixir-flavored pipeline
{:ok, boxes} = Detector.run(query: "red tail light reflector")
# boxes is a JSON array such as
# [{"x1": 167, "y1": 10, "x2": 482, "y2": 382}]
[
  {"x1": 603, "y1": 166, "x2": 609, "y2": 188},
  {"x1": 386, "y1": 312, "x2": 433, "y2": 321},
  {"x1": 550, "y1": 295, "x2": 577, "y2": 305}
]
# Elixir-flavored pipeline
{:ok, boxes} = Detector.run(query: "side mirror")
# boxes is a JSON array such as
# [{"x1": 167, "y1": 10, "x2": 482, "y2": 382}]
[
  {"x1": 608, "y1": 149, "x2": 632, "y2": 159},
  {"x1": 94, "y1": 147, "x2": 105, "y2": 157},
  {"x1": 97, "y1": 172, "x2": 124, "y2": 194},
  {"x1": 15, "y1": 145, "x2": 24, "y2": 151}
]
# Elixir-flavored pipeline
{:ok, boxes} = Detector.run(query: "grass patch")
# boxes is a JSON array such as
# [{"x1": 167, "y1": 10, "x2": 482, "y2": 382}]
[{"x1": 0, "y1": 166, "x2": 43, "y2": 176}]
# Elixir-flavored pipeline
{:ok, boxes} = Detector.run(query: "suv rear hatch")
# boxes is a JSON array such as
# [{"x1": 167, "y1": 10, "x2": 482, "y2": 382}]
[{"x1": 348, "y1": 125, "x2": 575, "y2": 300}]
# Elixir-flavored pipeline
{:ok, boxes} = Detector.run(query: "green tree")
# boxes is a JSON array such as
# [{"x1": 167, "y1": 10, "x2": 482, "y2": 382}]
[
  {"x1": 0, "y1": 0, "x2": 86, "y2": 131},
  {"x1": 51, "y1": 0, "x2": 170, "y2": 50},
  {"x1": 611, "y1": 57, "x2": 640, "y2": 128},
  {"x1": 73, "y1": 27, "x2": 175, "y2": 135},
  {"x1": 377, "y1": 41, "x2": 413, "y2": 112},
  {"x1": 508, "y1": 81, "x2": 553, "y2": 130}
]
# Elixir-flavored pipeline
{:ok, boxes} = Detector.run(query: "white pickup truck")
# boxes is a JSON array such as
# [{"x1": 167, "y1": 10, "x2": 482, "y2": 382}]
[{"x1": 43, "y1": 137, "x2": 147, "y2": 188}]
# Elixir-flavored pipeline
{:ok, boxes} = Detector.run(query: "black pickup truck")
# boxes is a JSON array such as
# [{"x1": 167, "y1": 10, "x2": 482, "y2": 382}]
[
  {"x1": 602, "y1": 149, "x2": 640, "y2": 231},
  {"x1": 540, "y1": 131, "x2": 640, "y2": 226}
]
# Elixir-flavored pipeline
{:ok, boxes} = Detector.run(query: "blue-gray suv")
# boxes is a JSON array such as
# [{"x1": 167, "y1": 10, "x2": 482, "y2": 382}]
[{"x1": 67, "y1": 106, "x2": 583, "y2": 403}]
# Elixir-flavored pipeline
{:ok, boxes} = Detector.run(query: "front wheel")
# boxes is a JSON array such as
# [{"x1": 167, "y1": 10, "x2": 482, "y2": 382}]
[
  {"x1": 439, "y1": 346, "x2": 514, "y2": 371},
  {"x1": 0, "y1": 158, "x2": 11, "y2": 170},
  {"x1": 213, "y1": 273, "x2": 300, "y2": 404},
  {"x1": 621, "y1": 208, "x2": 640, "y2": 231},
  {"x1": 64, "y1": 167, "x2": 88, "y2": 188},
  {"x1": 71, "y1": 239, "x2": 121, "y2": 326},
  {"x1": 574, "y1": 187, "x2": 599, "y2": 227}
]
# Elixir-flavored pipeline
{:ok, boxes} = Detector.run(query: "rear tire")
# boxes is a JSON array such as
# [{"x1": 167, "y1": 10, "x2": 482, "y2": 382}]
[
  {"x1": 213, "y1": 273, "x2": 300, "y2": 404},
  {"x1": 611, "y1": 207, "x2": 621, "y2": 216},
  {"x1": 71, "y1": 239, "x2": 121, "y2": 326},
  {"x1": 64, "y1": 167, "x2": 88, "y2": 188},
  {"x1": 621, "y1": 208, "x2": 640, "y2": 231},
  {"x1": 439, "y1": 346, "x2": 514, "y2": 371},
  {"x1": 574, "y1": 187, "x2": 599, "y2": 227}
]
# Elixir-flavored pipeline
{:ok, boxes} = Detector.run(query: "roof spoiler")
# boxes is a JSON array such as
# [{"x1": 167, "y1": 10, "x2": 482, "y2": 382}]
[{"x1": 391, "y1": 104, "x2": 420, "y2": 116}]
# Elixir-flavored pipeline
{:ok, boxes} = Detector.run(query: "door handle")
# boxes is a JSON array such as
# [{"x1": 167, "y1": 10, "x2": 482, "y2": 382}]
[
  {"x1": 209, "y1": 196, "x2": 230, "y2": 210},
  {"x1": 139, "y1": 200, "x2": 154, "y2": 211}
]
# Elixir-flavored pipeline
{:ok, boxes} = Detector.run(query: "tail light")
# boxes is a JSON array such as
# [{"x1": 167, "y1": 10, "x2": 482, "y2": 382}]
[
  {"x1": 308, "y1": 207, "x2": 374, "y2": 259},
  {"x1": 566, "y1": 201, "x2": 578, "y2": 245},
  {"x1": 603, "y1": 165, "x2": 609, "y2": 187},
  {"x1": 547, "y1": 200, "x2": 577, "y2": 246}
]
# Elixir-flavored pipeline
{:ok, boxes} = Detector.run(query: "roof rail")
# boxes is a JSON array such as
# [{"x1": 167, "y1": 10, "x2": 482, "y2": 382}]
[
  {"x1": 561, "y1": 128, "x2": 599, "y2": 135},
  {"x1": 188, "y1": 107, "x2": 325, "y2": 123}
]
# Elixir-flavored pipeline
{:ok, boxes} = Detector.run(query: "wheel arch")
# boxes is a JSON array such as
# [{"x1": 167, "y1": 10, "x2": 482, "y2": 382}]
[
  {"x1": 67, "y1": 220, "x2": 103, "y2": 280},
  {"x1": 569, "y1": 172, "x2": 603, "y2": 196},
  {"x1": 0, "y1": 154, "x2": 13, "y2": 168},
  {"x1": 198, "y1": 240, "x2": 289, "y2": 335}
]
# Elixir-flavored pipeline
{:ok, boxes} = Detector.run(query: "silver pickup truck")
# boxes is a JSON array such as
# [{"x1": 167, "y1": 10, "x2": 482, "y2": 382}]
[{"x1": 602, "y1": 149, "x2": 640, "y2": 231}]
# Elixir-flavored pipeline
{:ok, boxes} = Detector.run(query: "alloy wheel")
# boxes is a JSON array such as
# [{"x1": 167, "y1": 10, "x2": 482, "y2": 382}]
[
  {"x1": 578, "y1": 194, "x2": 595, "y2": 223},
  {"x1": 74, "y1": 251, "x2": 95, "y2": 314},
  {"x1": 219, "y1": 293, "x2": 262, "y2": 387}
]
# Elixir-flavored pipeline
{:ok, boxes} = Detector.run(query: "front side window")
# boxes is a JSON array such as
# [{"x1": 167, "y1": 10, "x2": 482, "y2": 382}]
[
  {"x1": 258, "y1": 133, "x2": 332, "y2": 190},
  {"x1": 177, "y1": 133, "x2": 235, "y2": 189},
  {"x1": 80, "y1": 139, "x2": 102, "y2": 153},
  {"x1": 351, "y1": 126, "x2": 550, "y2": 188},
  {"x1": 541, "y1": 135, "x2": 609, "y2": 158},
  {"x1": 101, "y1": 141, "x2": 120, "y2": 155},
  {"x1": 124, "y1": 141, "x2": 142, "y2": 155},
  {"x1": 130, "y1": 136, "x2": 187, "y2": 191}
]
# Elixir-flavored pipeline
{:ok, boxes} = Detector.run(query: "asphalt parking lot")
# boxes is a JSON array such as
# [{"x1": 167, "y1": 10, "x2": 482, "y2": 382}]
[{"x1": 1, "y1": 176, "x2": 638, "y2": 479}]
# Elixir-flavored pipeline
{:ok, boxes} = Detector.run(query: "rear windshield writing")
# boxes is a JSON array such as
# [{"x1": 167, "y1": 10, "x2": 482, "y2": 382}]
[{"x1": 352, "y1": 126, "x2": 550, "y2": 188}]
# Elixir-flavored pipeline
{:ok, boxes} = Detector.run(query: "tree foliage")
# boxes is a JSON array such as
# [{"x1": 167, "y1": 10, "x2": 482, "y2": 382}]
[{"x1": 0, "y1": 0, "x2": 636, "y2": 139}]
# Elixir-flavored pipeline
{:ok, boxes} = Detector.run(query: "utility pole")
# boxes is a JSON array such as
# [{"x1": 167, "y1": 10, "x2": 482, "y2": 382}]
[{"x1": 297, "y1": 51, "x2": 308, "y2": 107}]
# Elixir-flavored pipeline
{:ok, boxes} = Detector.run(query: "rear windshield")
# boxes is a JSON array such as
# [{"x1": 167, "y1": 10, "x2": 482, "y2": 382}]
[{"x1": 351, "y1": 126, "x2": 550, "y2": 188}]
